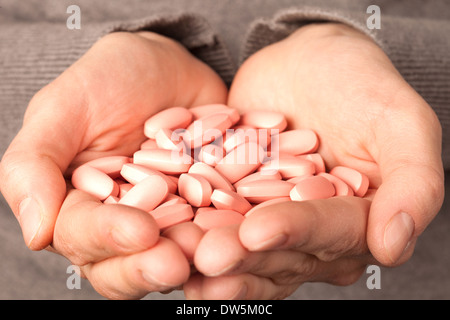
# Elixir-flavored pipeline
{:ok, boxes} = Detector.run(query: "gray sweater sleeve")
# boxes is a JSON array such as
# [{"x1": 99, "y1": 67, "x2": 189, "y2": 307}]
[{"x1": 239, "y1": 6, "x2": 450, "y2": 169}]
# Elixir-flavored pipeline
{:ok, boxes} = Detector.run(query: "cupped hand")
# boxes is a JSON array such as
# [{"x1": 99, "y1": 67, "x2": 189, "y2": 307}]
[
  {"x1": 185, "y1": 23, "x2": 445, "y2": 299},
  {"x1": 0, "y1": 31, "x2": 227, "y2": 299}
]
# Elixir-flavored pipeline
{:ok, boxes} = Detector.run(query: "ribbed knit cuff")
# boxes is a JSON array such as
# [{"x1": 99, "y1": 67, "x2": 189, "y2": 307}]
[{"x1": 240, "y1": 7, "x2": 450, "y2": 168}]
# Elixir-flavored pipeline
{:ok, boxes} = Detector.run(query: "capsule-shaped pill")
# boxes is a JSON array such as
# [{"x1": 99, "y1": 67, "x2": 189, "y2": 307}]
[
  {"x1": 188, "y1": 162, "x2": 235, "y2": 192},
  {"x1": 133, "y1": 149, "x2": 193, "y2": 174},
  {"x1": 259, "y1": 157, "x2": 316, "y2": 179},
  {"x1": 193, "y1": 209, "x2": 245, "y2": 231},
  {"x1": 189, "y1": 104, "x2": 240, "y2": 124},
  {"x1": 71, "y1": 165, "x2": 119, "y2": 200},
  {"x1": 150, "y1": 203, "x2": 194, "y2": 230},
  {"x1": 317, "y1": 172, "x2": 354, "y2": 196},
  {"x1": 237, "y1": 179, "x2": 294, "y2": 203},
  {"x1": 184, "y1": 113, "x2": 233, "y2": 148},
  {"x1": 118, "y1": 175, "x2": 169, "y2": 211},
  {"x1": 276, "y1": 129, "x2": 319, "y2": 155},
  {"x1": 289, "y1": 175, "x2": 335, "y2": 201},
  {"x1": 244, "y1": 197, "x2": 291, "y2": 217},
  {"x1": 178, "y1": 173, "x2": 213, "y2": 207},
  {"x1": 83, "y1": 156, "x2": 132, "y2": 179},
  {"x1": 239, "y1": 110, "x2": 287, "y2": 131},
  {"x1": 144, "y1": 107, "x2": 193, "y2": 139},
  {"x1": 233, "y1": 170, "x2": 282, "y2": 189},
  {"x1": 329, "y1": 166, "x2": 369, "y2": 197},
  {"x1": 120, "y1": 163, "x2": 177, "y2": 193},
  {"x1": 210, "y1": 189, "x2": 252, "y2": 214},
  {"x1": 297, "y1": 153, "x2": 326, "y2": 173}
]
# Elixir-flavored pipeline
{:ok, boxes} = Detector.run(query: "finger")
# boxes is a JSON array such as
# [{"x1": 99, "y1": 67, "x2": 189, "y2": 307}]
[
  {"x1": 82, "y1": 237, "x2": 191, "y2": 300},
  {"x1": 184, "y1": 273, "x2": 298, "y2": 300},
  {"x1": 239, "y1": 197, "x2": 371, "y2": 261},
  {"x1": 0, "y1": 89, "x2": 86, "y2": 250},
  {"x1": 52, "y1": 188, "x2": 160, "y2": 266},
  {"x1": 368, "y1": 100, "x2": 445, "y2": 265}
]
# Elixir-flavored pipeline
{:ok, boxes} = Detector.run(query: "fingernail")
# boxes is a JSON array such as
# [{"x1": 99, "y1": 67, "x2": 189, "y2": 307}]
[
  {"x1": 19, "y1": 197, "x2": 43, "y2": 247},
  {"x1": 384, "y1": 212, "x2": 414, "y2": 263}
]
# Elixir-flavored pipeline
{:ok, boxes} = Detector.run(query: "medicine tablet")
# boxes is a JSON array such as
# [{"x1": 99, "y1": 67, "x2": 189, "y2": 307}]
[
  {"x1": 188, "y1": 162, "x2": 235, "y2": 192},
  {"x1": 244, "y1": 197, "x2": 291, "y2": 217},
  {"x1": 118, "y1": 175, "x2": 169, "y2": 211},
  {"x1": 71, "y1": 165, "x2": 119, "y2": 201},
  {"x1": 193, "y1": 209, "x2": 245, "y2": 231},
  {"x1": 215, "y1": 141, "x2": 265, "y2": 183},
  {"x1": 233, "y1": 170, "x2": 282, "y2": 189},
  {"x1": 198, "y1": 143, "x2": 225, "y2": 166},
  {"x1": 83, "y1": 156, "x2": 132, "y2": 179},
  {"x1": 329, "y1": 166, "x2": 369, "y2": 197},
  {"x1": 297, "y1": 153, "x2": 326, "y2": 173},
  {"x1": 237, "y1": 179, "x2": 295, "y2": 203},
  {"x1": 289, "y1": 175, "x2": 335, "y2": 201},
  {"x1": 178, "y1": 173, "x2": 213, "y2": 207},
  {"x1": 210, "y1": 189, "x2": 252, "y2": 214},
  {"x1": 317, "y1": 172, "x2": 354, "y2": 196},
  {"x1": 259, "y1": 157, "x2": 316, "y2": 179},
  {"x1": 184, "y1": 113, "x2": 233, "y2": 148},
  {"x1": 120, "y1": 163, "x2": 177, "y2": 193},
  {"x1": 144, "y1": 106, "x2": 193, "y2": 139},
  {"x1": 133, "y1": 149, "x2": 193, "y2": 174},
  {"x1": 189, "y1": 104, "x2": 240, "y2": 124},
  {"x1": 276, "y1": 129, "x2": 319, "y2": 155},
  {"x1": 150, "y1": 203, "x2": 194, "y2": 230},
  {"x1": 239, "y1": 110, "x2": 287, "y2": 132},
  {"x1": 155, "y1": 128, "x2": 185, "y2": 151}
]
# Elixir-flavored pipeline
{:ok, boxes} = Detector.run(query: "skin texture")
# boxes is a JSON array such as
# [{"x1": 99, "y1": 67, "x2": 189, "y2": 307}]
[
  {"x1": 184, "y1": 23, "x2": 445, "y2": 300},
  {"x1": 0, "y1": 31, "x2": 227, "y2": 299},
  {"x1": 0, "y1": 23, "x2": 445, "y2": 300}
]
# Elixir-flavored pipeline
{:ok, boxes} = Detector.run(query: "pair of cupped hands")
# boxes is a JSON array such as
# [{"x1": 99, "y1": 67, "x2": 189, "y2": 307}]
[{"x1": 0, "y1": 22, "x2": 445, "y2": 300}]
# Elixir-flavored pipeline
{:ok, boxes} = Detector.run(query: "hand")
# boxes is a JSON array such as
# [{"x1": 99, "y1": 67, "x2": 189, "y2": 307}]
[
  {"x1": 0, "y1": 31, "x2": 227, "y2": 299},
  {"x1": 184, "y1": 23, "x2": 445, "y2": 299}
]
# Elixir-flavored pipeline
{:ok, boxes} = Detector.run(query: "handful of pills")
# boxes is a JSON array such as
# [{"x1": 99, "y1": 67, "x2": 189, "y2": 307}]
[{"x1": 71, "y1": 104, "x2": 369, "y2": 237}]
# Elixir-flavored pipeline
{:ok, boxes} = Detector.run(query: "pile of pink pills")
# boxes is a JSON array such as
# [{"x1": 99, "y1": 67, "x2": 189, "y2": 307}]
[{"x1": 71, "y1": 104, "x2": 369, "y2": 235}]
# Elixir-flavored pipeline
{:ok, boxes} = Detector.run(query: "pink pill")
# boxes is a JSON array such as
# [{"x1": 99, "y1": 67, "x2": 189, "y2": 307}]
[
  {"x1": 184, "y1": 113, "x2": 233, "y2": 148},
  {"x1": 276, "y1": 129, "x2": 319, "y2": 155},
  {"x1": 83, "y1": 156, "x2": 132, "y2": 179},
  {"x1": 118, "y1": 175, "x2": 169, "y2": 211},
  {"x1": 329, "y1": 166, "x2": 369, "y2": 197},
  {"x1": 210, "y1": 189, "x2": 252, "y2": 214},
  {"x1": 133, "y1": 149, "x2": 193, "y2": 174},
  {"x1": 222, "y1": 128, "x2": 271, "y2": 153},
  {"x1": 103, "y1": 195, "x2": 120, "y2": 204},
  {"x1": 239, "y1": 110, "x2": 287, "y2": 131},
  {"x1": 193, "y1": 209, "x2": 245, "y2": 231},
  {"x1": 259, "y1": 157, "x2": 316, "y2": 179},
  {"x1": 233, "y1": 170, "x2": 282, "y2": 189},
  {"x1": 237, "y1": 179, "x2": 295, "y2": 203},
  {"x1": 71, "y1": 165, "x2": 119, "y2": 200},
  {"x1": 157, "y1": 194, "x2": 188, "y2": 208},
  {"x1": 188, "y1": 162, "x2": 235, "y2": 192},
  {"x1": 289, "y1": 175, "x2": 335, "y2": 201},
  {"x1": 286, "y1": 174, "x2": 314, "y2": 185},
  {"x1": 155, "y1": 128, "x2": 185, "y2": 151},
  {"x1": 150, "y1": 203, "x2": 194, "y2": 230},
  {"x1": 194, "y1": 206, "x2": 216, "y2": 215},
  {"x1": 120, "y1": 163, "x2": 177, "y2": 193},
  {"x1": 198, "y1": 143, "x2": 225, "y2": 166},
  {"x1": 297, "y1": 153, "x2": 326, "y2": 173},
  {"x1": 162, "y1": 221, "x2": 204, "y2": 261},
  {"x1": 215, "y1": 141, "x2": 265, "y2": 183},
  {"x1": 144, "y1": 107, "x2": 193, "y2": 139},
  {"x1": 317, "y1": 172, "x2": 354, "y2": 196},
  {"x1": 118, "y1": 182, "x2": 133, "y2": 198},
  {"x1": 178, "y1": 173, "x2": 213, "y2": 207},
  {"x1": 189, "y1": 104, "x2": 240, "y2": 124},
  {"x1": 244, "y1": 197, "x2": 291, "y2": 217}
]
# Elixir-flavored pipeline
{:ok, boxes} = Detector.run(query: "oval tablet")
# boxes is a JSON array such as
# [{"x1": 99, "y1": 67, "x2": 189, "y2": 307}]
[
  {"x1": 120, "y1": 163, "x2": 177, "y2": 193},
  {"x1": 133, "y1": 149, "x2": 193, "y2": 174},
  {"x1": 276, "y1": 129, "x2": 319, "y2": 155},
  {"x1": 239, "y1": 110, "x2": 287, "y2": 131},
  {"x1": 189, "y1": 104, "x2": 240, "y2": 124},
  {"x1": 233, "y1": 170, "x2": 282, "y2": 189},
  {"x1": 71, "y1": 165, "x2": 119, "y2": 201},
  {"x1": 198, "y1": 143, "x2": 225, "y2": 166},
  {"x1": 215, "y1": 142, "x2": 265, "y2": 183},
  {"x1": 222, "y1": 128, "x2": 271, "y2": 153},
  {"x1": 193, "y1": 209, "x2": 245, "y2": 231},
  {"x1": 244, "y1": 197, "x2": 291, "y2": 217},
  {"x1": 144, "y1": 107, "x2": 193, "y2": 139},
  {"x1": 210, "y1": 189, "x2": 252, "y2": 214},
  {"x1": 297, "y1": 153, "x2": 326, "y2": 173},
  {"x1": 329, "y1": 166, "x2": 369, "y2": 197},
  {"x1": 259, "y1": 157, "x2": 316, "y2": 179},
  {"x1": 118, "y1": 175, "x2": 169, "y2": 211},
  {"x1": 317, "y1": 172, "x2": 354, "y2": 196},
  {"x1": 150, "y1": 203, "x2": 194, "y2": 230},
  {"x1": 289, "y1": 175, "x2": 335, "y2": 201},
  {"x1": 237, "y1": 179, "x2": 294, "y2": 203},
  {"x1": 184, "y1": 113, "x2": 233, "y2": 148},
  {"x1": 155, "y1": 128, "x2": 185, "y2": 151},
  {"x1": 188, "y1": 162, "x2": 235, "y2": 192},
  {"x1": 178, "y1": 173, "x2": 213, "y2": 207},
  {"x1": 83, "y1": 156, "x2": 132, "y2": 179}
]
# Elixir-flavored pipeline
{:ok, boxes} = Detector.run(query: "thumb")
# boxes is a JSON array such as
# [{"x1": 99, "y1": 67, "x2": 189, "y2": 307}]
[
  {"x1": 0, "y1": 94, "x2": 83, "y2": 250},
  {"x1": 367, "y1": 105, "x2": 445, "y2": 266}
]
